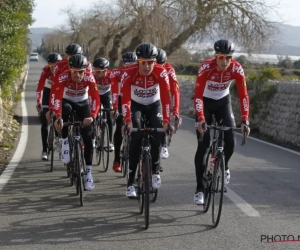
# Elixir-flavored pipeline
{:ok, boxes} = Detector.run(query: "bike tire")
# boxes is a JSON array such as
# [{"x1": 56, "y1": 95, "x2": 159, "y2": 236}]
[
  {"x1": 68, "y1": 134, "x2": 74, "y2": 186},
  {"x1": 143, "y1": 154, "x2": 151, "y2": 230},
  {"x1": 151, "y1": 189, "x2": 158, "y2": 203},
  {"x1": 48, "y1": 125, "x2": 54, "y2": 172},
  {"x1": 94, "y1": 122, "x2": 101, "y2": 166},
  {"x1": 101, "y1": 122, "x2": 109, "y2": 172},
  {"x1": 77, "y1": 141, "x2": 85, "y2": 206},
  {"x1": 212, "y1": 155, "x2": 225, "y2": 228},
  {"x1": 136, "y1": 159, "x2": 143, "y2": 214},
  {"x1": 203, "y1": 148, "x2": 212, "y2": 213}
]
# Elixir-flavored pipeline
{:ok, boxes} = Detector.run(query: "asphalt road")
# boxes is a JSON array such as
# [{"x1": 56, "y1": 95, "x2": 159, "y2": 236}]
[{"x1": 0, "y1": 60, "x2": 300, "y2": 250}]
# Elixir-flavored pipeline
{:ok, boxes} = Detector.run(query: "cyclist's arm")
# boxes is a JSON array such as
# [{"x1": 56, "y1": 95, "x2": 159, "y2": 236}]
[
  {"x1": 88, "y1": 81, "x2": 100, "y2": 118},
  {"x1": 52, "y1": 83, "x2": 64, "y2": 119},
  {"x1": 36, "y1": 67, "x2": 47, "y2": 103},
  {"x1": 194, "y1": 67, "x2": 207, "y2": 123},
  {"x1": 159, "y1": 68, "x2": 171, "y2": 124},
  {"x1": 110, "y1": 71, "x2": 119, "y2": 110},
  {"x1": 120, "y1": 72, "x2": 131, "y2": 124},
  {"x1": 168, "y1": 67, "x2": 180, "y2": 117},
  {"x1": 234, "y1": 65, "x2": 249, "y2": 122}
]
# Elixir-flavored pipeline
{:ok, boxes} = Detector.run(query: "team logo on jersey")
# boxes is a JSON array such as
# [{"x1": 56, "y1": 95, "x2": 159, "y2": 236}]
[
  {"x1": 94, "y1": 86, "x2": 98, "y2": 91},
  {"x1": 211, "y1": 76, "x2": 215, "y2": 80},
  {"x1": 233, "y1": 64, "x2": 244, "y2": 76},
  {"x1": 243, "y1": 81, "x2": 247, "y2": 86},
  {"x1": 198, "y1": 63, "x2": 210, "y2": 76}
]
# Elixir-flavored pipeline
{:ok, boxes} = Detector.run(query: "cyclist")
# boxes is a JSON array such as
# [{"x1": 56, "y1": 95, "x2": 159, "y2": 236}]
[
  {"x1": 110, "y1": 52, "x2": 137, "y2": 172},
  {"x1": 51, "y1": 54, "x2": 100, "y2": 191},
  {"x1": 46, "y1": 43, "x2": 92, "y2": 121},
  {"x1": 121, "y1": 43, "x2": 174, "y2": 197},
  {"x1": 92, "y1": 57, "x2": 114, "y2": 151},
  {"x1": 193, "y1": 39, "x2": 250, "y2": 205},
  {"x1": 156, "y1": 48, "x2": 181, "y2": 159},
  {"x1": 36, "y1": 52, "x2": 62, "y2": 160}
]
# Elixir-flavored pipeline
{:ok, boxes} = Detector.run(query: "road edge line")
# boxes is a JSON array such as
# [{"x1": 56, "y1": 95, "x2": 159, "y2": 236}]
[{"x1": 0, "y1": 64, "x2": 29, "y2": 191}]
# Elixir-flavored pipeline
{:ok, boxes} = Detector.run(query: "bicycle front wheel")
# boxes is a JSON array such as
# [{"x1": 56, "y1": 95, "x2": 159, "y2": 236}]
[
  {"x1": 101, "y1": 122, "x2": 109, "y2": 172},
  {"x1": 47, "y1": 125, "x2": 54, "y2": 172},
  {"x1": 76, "y1": 141, "x2": 85, "y2": 206},
  {"x1": 211, "y1": 155, "x2": 225, "y2": 228},
  {"x1": 203, "y1": 148, "x2": 212, "y2": 213},
  {"x1": 94, "y1": 122, "x2": 101, "y2": 166},
  {"x1": 143, "y1": 154, "x2": 151, "y2": 230}
]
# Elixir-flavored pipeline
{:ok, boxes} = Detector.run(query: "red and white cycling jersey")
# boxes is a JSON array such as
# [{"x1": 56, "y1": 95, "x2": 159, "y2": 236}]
[
  {"x1": 49, "y1": 70, "x2": 100, "y2": 118},
  {"x1": 36, "y1": 65, "x2": 54, "y2": 103},
  {"x1": 194, "y1": 58, "x2": 249, "y2": 122},
  {"x1": 110, "y1": 66, "x2": 125, "y2": 109},
  {"x1": 121, "y1": 64, "x2": 171, "y2": 124},
  {"x1": 49, "y1": 58, "x2": 93, "y2": 107},
  {"x1": 94, "y1": 70, "x2": 112, "y2": 95},
  {"x1": 164, "y1": 62, "x2": 180, "y2": 116}
]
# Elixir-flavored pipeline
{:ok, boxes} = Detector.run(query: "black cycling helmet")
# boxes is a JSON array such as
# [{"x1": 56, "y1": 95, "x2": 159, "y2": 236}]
[
  {"x1": 65, "y1": 43, "x2": 83, "y2": 56},
  {"x1": 214, "y1": 39, "x2": 234, "y2": 54},
  {"x1": 122, "y1": 52, "x2": 137, "y2": 63},
  {"x1": 68, "y1": 54, "x2": 88, "y2": 68},
  {"x1": 92, "y1": 57, "x2": 109, "y2": 68},
  {"x1": 156, "y1": 48, "x2": 167, "y2": 64},
  {"x1": 135, "y1": 43, "x2": 158, "y2": 59},
  {"x1": 47, "y1": 53, "x2": 62, "y2": 63}
]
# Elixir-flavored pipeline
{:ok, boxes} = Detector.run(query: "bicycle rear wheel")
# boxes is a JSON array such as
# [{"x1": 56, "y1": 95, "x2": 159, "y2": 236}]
[
  {"x1": 211, "y1": 155, "x2": 225, "y2": 228},
  {"x1": 101, "y1": 122, "x2": 109, "y2": 172},
  {"x1": 143, "y1": 154, "x2": 151, "y2": 230},
  {"x1": 47, "y1": 125, "x2": 54, "y2": 172}
]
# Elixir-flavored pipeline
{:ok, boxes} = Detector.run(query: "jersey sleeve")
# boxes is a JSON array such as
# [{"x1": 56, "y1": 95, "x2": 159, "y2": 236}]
[
  {"x1": 36, "y1": 67, "x2": 47, "y2": 103},
  {"x1": 52, "y1": 83, "x2": 65, "y2": 118},
  {"x1": 158, "y1": 68, "x2": 171, "y2": 124},
  {"x1": 120, "y1": 71, "x2": 132, "y2": 123},
  {"x1": 233, "y1": 64, "x2": 249, "y2": 121},
  {"x1": 87, "y1": 81, "x2": 100, "y2": 118},
  {"x1": 194, "y1": 63, "x2": 209, "y2": 122},
  {"x1": 110, "y1": 70, "x2": 120, "y2": 110},
  {"x1": 167, "y1": 67, "x2": 180, "y2": 116}
]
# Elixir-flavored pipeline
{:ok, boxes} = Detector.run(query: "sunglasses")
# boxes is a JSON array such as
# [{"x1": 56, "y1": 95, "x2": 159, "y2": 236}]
[
  {"x1": 216, "y1": 55, "x2": 232, "y2": 60},
  {"x1": 48, "y1": 64, "x2": 56, "y2": 68},
  {"x1": 70, "y1": 69, "x2": 86, "y2": 74},
  {"x1": 138, "y1": 59, "x2": 155, "y2": 65}
]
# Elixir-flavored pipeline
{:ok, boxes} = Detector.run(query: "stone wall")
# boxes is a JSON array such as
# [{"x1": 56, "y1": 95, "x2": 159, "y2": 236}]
[
  {"x1": 179, "y1": 77, "x2": 300, "y2": 148},
  {"x1": 0, "y1": 64, "x2": 28, "y2": 142}
]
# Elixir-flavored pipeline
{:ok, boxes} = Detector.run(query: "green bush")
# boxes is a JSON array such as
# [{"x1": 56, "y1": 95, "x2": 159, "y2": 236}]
[{"x1": 0, "y1": 0, "x2": 34, "y2": 99}]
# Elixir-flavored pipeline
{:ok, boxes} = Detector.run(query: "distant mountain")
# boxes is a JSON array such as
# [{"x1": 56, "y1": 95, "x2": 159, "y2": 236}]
[
  {"x1": 29, "y1": 23, "x2": 300, "y2": 56},
  {"x1": 29, "y1": 27, "x2": 55, "y2": 50}
]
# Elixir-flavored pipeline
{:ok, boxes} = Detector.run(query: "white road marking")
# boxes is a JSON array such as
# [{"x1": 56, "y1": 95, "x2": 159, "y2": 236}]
[
  {"x1": 225, "y1": 187, "x2": 260, "y2": 217},
  {"x1": 0, "y1": 65, "x2": 29, "y2": 191}
]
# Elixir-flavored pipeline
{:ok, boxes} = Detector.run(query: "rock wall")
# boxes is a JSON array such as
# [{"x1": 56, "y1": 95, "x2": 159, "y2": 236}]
[
  {"x1": 179, "y1": 77, "x2": 300, "y2": 148},
  {"x1": 0, "y1": 64, "x2": 28, "y2": 142}
]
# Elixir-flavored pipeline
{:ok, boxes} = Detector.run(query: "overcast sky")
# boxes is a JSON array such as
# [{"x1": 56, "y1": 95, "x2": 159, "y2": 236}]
[{"x1": 30, "y1": 0, "x2": 300, "y2": 28}]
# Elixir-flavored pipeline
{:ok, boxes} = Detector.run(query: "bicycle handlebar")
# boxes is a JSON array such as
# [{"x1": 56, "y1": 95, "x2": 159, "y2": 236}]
[
  {"x1": 198, "y1": 124, "x2": 249, "y2": 146},
  {"x1": 132, "y1": 128, "x2": 165, "y2": 132}
]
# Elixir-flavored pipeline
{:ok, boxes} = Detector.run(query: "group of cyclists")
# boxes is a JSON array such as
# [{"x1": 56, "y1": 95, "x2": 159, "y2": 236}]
[{"x1": 35, "y1": 39, "x2": 250, "y2": 204}]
